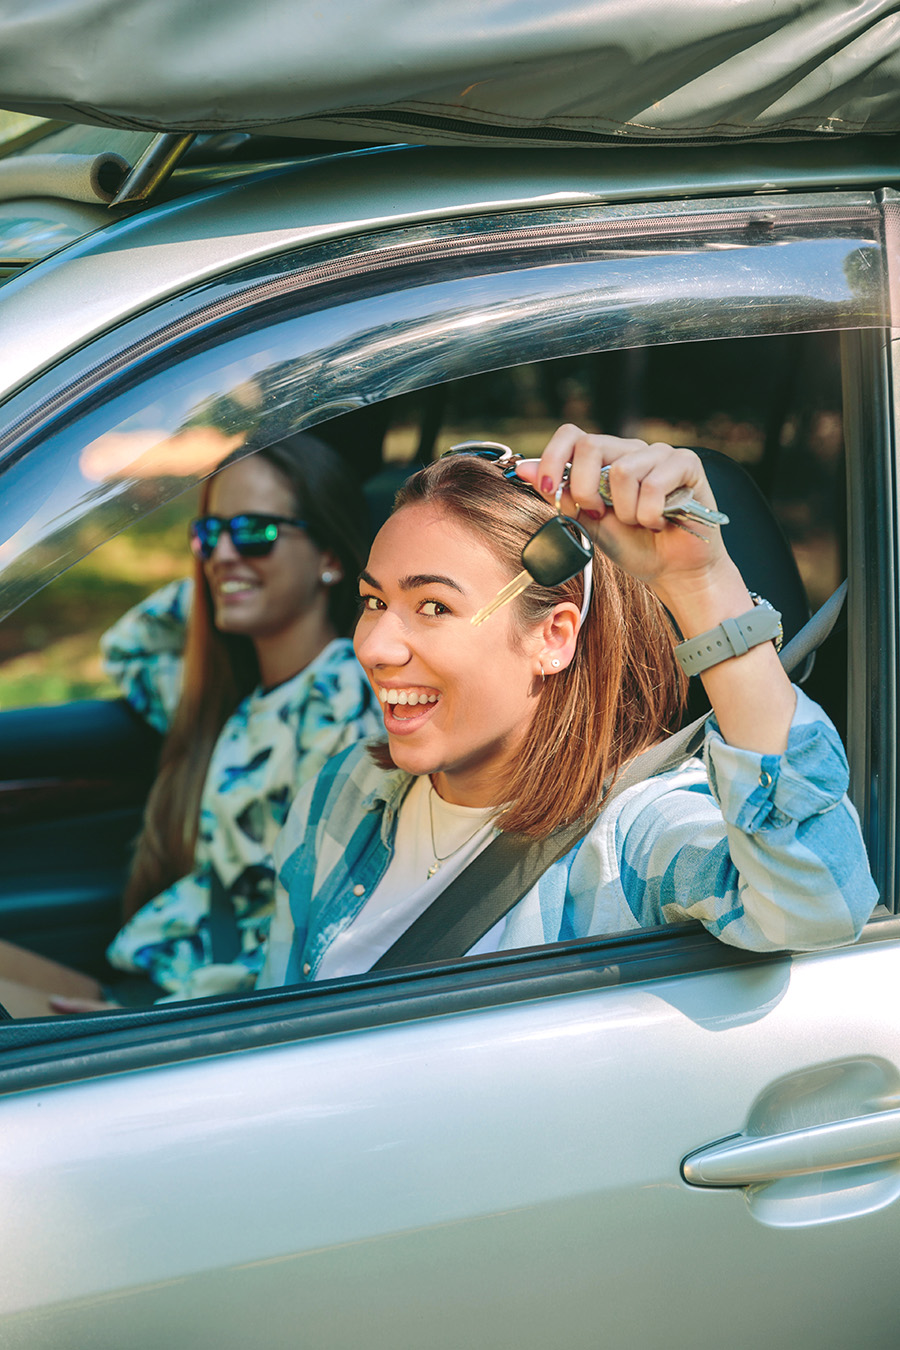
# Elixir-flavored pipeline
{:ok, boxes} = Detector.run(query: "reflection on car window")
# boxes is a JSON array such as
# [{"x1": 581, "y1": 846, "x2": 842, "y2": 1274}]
[{"x1": 1, "y1": 337, "x2": 844, "y2": 714}]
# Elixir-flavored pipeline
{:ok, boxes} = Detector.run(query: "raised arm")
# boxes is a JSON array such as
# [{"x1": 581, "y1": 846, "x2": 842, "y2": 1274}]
[
  {"x1": 100, "y1": 577, "x2": 192, "y2": 733},
  {"x1": 516, "y1": 425, "x2": 796, "y2": 754}
]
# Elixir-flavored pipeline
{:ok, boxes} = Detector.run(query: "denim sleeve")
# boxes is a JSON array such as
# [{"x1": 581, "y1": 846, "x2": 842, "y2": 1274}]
[{"x1": 610, "y1": 687, "x2": 879, "y2": 952}]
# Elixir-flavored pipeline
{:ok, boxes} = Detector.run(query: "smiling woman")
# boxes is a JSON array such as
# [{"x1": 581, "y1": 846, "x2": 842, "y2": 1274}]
[
  {"x1": 0, "y1": 434, "x2": 380, "y2": 1015},
  {"x1": 260, "y1": 425, "x2": 878, "y2": 987}
]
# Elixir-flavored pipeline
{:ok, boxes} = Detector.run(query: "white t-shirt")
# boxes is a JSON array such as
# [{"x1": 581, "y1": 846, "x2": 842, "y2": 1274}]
[{"x1": 315, "y1": 775, "x2": 503, "y2": 980}]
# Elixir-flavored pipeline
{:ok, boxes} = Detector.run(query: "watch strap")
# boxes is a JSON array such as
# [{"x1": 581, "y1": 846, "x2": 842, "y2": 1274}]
[{"x1": 675, "y1": 603, "x2": 783, "y2": 676}]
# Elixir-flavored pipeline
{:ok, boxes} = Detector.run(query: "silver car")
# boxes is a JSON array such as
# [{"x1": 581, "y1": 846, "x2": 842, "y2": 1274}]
[{"x1": 1, "y1": 123, "x2": 899, "y2": 1348}]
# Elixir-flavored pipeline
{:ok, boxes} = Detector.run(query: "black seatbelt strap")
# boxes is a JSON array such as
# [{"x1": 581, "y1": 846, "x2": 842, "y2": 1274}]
[
  {"x1": 208, "y1": 865, "x2": 243, "y2": 964},
  {"x1": 372, "y1": 580, "x2": 848, "y2": 971}
]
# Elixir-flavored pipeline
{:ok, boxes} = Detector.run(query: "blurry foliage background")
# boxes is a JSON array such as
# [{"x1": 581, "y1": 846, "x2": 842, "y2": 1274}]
[{"x1": 0, "y1": 496, "x2": 194, "y2": 706}]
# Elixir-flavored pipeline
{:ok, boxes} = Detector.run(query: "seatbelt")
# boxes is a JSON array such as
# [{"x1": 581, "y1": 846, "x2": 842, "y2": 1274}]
[
  {"x1": 371, "y1": 581, "x2": 848, "y2": 971},
  {"x1": 207, "y1": 865, "x2": 243, "y2": 964}
]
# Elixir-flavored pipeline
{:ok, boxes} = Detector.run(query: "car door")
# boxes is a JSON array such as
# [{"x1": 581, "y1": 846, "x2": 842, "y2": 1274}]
[{"x1": 0, "y1": 156, "x2": 898, "y2": 1349}]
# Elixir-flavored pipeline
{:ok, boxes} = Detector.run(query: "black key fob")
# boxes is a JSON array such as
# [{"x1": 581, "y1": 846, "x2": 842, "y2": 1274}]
[{"x1": 521, "y1": 516, "x2": 593, "y2": 587}]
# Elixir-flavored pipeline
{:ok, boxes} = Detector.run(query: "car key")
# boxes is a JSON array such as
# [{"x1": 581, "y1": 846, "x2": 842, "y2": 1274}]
[
  {"x1": 471, "y1": 514, "x2": 593, "y2": 626},
  {"x1": 596, "y1": 465, "x2": 729, "y2": 534}
]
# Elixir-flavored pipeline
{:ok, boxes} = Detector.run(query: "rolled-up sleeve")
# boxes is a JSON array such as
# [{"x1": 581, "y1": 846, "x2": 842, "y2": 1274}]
[{"x1": 601, "y1": 687, "x2": 878, "y2": 952}]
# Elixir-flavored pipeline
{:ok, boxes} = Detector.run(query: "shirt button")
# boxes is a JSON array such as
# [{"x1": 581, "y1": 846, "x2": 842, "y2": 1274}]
[
  {"x1": 759, "y1": 770, "x2": 774, "y2": 789},
  {"x1": 302, "y1": 962, "x2": 311, "y2": 976},
  {"x1": 353, "y1": 884, "x2": 365, "y2": 897}
]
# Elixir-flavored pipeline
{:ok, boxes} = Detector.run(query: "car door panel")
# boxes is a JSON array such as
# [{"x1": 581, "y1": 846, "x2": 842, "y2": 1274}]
[
  {"x1": 2, "y1": 940, "x2": 900, "y2": 1349},
  {"x1": 0, "y1": 700, "x2": 159, "y2": 972}
]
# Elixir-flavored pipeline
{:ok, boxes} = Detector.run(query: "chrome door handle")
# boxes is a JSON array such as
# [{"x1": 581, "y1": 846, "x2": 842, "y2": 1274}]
[{"x1": 682, "y1": 1107, "x2": 900, "y2": 1187}]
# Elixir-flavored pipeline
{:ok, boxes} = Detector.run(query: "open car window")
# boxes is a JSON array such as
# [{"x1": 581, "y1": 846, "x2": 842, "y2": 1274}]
[{"x1": 0, "y1": 187, "x2": 895, "y2": 1057}]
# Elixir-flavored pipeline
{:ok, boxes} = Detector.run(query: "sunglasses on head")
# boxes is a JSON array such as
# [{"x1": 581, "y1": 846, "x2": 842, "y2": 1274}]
[
  {"x1": 441, "y1": 440, "x2": 594, "y2": 624},
  {"x1": 441, "y1": 440, "x2": 540, "y2": 490},
  {"x1": 189, "y1": 513, "x2": 308, "y2": 560}
]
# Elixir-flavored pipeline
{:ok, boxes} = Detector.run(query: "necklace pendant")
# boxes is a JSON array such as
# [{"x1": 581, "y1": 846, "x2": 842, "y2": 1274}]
[{"x1": 427, "y1": 860, "x2": 442, "y2": 879}]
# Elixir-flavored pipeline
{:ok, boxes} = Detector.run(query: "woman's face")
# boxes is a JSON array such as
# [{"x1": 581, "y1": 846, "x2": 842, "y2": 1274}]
[
  {"x1": 203, "y1": 456, "x2": 330, "y2": 640},
  {"x1": 354, "y1": 501, "x2": 546, "y2": 805}
]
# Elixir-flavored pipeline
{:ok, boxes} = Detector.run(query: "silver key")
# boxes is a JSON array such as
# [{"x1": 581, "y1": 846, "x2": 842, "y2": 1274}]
[{"x1": 597, "y1": 465, "x2": 729, "y2": 535}]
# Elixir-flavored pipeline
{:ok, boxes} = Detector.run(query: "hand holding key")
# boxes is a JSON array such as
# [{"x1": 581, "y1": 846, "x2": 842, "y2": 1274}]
[
  {"x1": 596, "y1": 465, "x2": 728, "y2": 537},
  {"x1": 514, "y1": 425, "x2": 732, "y2": 593}
]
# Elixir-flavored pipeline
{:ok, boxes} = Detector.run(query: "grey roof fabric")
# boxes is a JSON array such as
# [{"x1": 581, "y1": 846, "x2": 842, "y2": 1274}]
[{"x1": 1, "y1": 0, "x2": 900, "y2": 146}]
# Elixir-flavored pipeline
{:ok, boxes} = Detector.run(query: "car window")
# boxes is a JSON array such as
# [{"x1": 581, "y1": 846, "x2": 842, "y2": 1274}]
[
  {"x1": 0, "y1": 188, "x2": 893, "y2": 1040},
  {"x1": 0, "y1": 336, "x2": 844, "y2": 711}
]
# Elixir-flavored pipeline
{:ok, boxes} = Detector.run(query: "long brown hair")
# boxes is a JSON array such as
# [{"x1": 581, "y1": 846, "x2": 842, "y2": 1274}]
[
  {"x1": 371, "y1": 454, "x2": 687, "y2": 838},
  {"x1": 122, "y1": 432, "x2": 370, "y2": 918}
]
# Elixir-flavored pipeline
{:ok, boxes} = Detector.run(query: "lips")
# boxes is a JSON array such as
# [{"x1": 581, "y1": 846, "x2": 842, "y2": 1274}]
[
  {"x1": 376, "y1": 684, "x2": 442, "y2": 733},
  {"x1": 216, "y1": 577, "x2": 259, "y2": 597}
]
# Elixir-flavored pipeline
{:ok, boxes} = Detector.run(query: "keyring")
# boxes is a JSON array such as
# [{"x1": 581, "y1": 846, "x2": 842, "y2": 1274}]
[{"x1": 554, "y1": 462, "x2": 572, "y2": 514}]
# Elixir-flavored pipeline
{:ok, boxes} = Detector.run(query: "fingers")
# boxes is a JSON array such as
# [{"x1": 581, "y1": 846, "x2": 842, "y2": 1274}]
[
  {"x1": 50, "y1": 994, "x2": 118, "y2": 1014},
  {"x1": 516, "y1": 425, "x2": 714, "y2": 531},
  {"x1": 603, "y1": 445, "x2": 709, "y2": 530}
]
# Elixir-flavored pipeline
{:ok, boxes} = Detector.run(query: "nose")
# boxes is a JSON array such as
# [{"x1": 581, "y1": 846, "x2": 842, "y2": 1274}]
[
  {"x1": 354, "y1": 608, "x2": 412, "y2": 671},
  {"x1": 208, "y1": 527, "x2": 241, "y2": 563}
]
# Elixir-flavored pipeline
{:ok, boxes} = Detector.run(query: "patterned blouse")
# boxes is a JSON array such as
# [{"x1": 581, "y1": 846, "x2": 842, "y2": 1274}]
[{"x1": 103, "y1": 578, "x2": 379, "y2": 1001}]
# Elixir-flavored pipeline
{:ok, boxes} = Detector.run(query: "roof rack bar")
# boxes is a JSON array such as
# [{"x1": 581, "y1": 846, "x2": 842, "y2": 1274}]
[{"x1": 109, "y1": 131, "x2": 196, "y2": 207}]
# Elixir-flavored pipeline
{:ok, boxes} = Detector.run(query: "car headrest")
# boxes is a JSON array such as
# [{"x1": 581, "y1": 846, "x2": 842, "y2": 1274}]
[{"x1": 695, "y1": 446, "x2": 810, "y2": 650}]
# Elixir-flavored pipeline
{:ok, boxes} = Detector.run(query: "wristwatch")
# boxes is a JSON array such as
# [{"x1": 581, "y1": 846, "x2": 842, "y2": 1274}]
[{"x1": 674, "y1": 593, "x2": 783, "y2": 676}]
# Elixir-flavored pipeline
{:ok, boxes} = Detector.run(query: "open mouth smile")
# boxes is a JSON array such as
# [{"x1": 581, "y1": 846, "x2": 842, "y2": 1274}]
[
  {"x1": 376, "y1": 685, "x2": 442, "y2": 732},
  {"x1": 217, "y1": 578, "x2": 259, "y2": 596}
]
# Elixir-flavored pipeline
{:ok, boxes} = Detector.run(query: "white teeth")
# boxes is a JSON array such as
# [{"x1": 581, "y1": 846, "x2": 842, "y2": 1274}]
[
  {"x1": 220, "y1": 580, "x2": 254, "y2": 594},
  {"x1": 378, "y1": 687, "x2": 439, "y2": 706}
]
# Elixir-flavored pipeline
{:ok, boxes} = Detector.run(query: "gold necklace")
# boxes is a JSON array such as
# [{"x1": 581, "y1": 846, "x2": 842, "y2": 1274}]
[{"x1": 427, "y1": 785, "x2": 489, "y2": 880}]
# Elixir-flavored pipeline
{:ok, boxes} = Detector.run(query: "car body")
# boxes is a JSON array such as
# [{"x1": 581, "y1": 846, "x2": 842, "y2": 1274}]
[{"x1": 1, "y1": 123, "x2": 900, "y2": 1349}]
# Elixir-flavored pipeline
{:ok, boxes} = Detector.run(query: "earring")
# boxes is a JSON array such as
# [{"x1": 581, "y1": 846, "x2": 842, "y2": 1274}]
[
  {"x1": 538, "y1": 662, "x2": 545, "y2": 683},
  {"x1": 321, "y1": 569, "x2": 341, "y2": 585},
  {"x1": 551, "y1": 658, "x2": 561, "y2": 669}
]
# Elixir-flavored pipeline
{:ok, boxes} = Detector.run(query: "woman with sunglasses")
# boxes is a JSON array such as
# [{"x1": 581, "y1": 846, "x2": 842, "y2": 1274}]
[
  {"x1": 259, "y1": 425, "x2": 876, "y2": 989},
  {"x1": 0, "y1": 434, "x2": 379, "y2": 1016}
]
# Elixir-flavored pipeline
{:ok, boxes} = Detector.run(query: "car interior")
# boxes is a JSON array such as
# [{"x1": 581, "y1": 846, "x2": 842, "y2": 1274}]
[{"x1": 0, "y1": 330, "x2": 856, "y2": 1035}]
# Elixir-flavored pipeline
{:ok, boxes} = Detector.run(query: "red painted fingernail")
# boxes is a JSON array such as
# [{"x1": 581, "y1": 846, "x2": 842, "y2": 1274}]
[
  {"x1": 582, "y1": 509, "x2": 602, "y2": 520},
  {"x1": 541, "y1": 476, "x2": 554, "y2": 494}
]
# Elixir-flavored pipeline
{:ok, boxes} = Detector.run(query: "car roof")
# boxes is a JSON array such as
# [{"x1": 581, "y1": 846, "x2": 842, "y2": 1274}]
[{"x1": 2, "y1": 134, "x2": 900, "y2": 405}]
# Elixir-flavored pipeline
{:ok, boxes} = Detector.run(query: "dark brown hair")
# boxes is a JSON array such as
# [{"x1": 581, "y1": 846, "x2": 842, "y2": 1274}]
[
  {"x1": 370, "y1": 454, "x2": 687, "y2": 838},
  {"x1": 122, "y1": 432, "x2": 369, "y2": 918}
]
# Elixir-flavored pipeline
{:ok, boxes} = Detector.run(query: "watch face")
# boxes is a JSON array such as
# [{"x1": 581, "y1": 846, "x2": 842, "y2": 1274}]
[{"x1": 748, "y1": 593, "x2": 784, "y2": 652}]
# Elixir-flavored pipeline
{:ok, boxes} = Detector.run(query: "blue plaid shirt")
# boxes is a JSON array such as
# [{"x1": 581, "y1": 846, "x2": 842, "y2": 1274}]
[{"x1": 264, "y1": 687, "x2": 878, "y2": 986}]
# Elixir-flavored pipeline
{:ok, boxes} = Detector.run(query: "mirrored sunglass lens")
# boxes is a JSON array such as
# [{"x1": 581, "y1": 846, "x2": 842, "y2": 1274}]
[
  {"x1": 231, "y1": 516, "x2": 279, "y2": 554},
  {"x1": 190, "y1": 519, "x2": 220, "y2": 557}
]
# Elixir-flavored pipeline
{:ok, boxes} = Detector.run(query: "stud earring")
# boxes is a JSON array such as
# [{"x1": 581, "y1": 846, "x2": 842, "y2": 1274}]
[
  {"x1": 321, "y1": 569, "x2": 341, "y2": 585},
  {"x1": 551, "y1": 658, "x2": 561, "y2": 668}
]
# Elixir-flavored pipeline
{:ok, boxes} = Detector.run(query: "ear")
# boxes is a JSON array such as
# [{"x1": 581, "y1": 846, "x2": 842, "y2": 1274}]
[
  {"x1": 318, "y1": 549, "x2": 344, "y2": 585},
  {"x1": 535, "y1": 601, "x2": 580, "y2": 675}
]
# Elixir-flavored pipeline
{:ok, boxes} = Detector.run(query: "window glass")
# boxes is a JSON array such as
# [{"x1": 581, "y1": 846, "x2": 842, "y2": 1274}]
[
  {"x1": 0, "y1": 333, "x2": 845, "y2": 714},
  {"x1": 0, "y1": 193, "x2": 883, "y2": 627},
  {"x1": 0, "y1": 495, "x2": 194, "y2": 706}
]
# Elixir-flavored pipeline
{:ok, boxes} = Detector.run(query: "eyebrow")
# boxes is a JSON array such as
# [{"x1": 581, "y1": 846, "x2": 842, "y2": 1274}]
[{"x1": 359, "y1": 569, "x2": 466, "y2": 595}]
